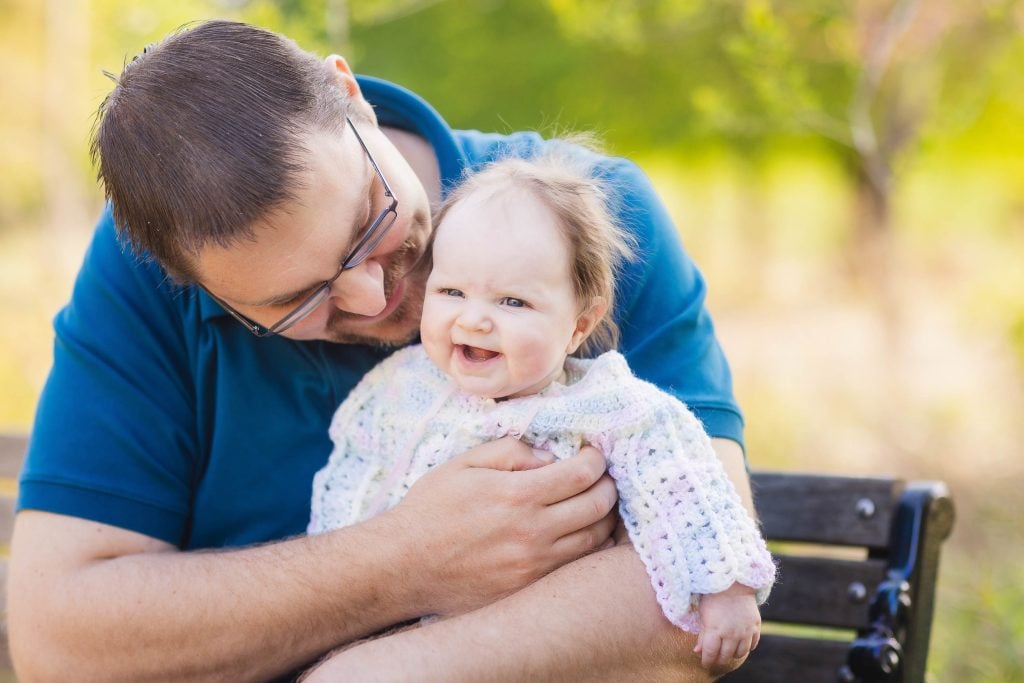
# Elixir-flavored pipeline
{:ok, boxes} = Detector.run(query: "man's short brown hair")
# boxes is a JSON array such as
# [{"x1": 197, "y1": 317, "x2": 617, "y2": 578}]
[{"x1": 92, "y1": 20, "x2": 370, "y2": 282}]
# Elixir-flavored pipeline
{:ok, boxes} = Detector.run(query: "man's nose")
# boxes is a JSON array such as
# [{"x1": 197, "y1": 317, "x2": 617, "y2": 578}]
[{"x1": 328, "y1": 259, "x2": 387, "y2": 317}]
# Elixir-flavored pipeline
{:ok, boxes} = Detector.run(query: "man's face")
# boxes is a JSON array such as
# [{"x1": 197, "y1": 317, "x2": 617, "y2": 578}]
[{"x1": 195, "y1": 120, "x2": 433, "y2": 345}]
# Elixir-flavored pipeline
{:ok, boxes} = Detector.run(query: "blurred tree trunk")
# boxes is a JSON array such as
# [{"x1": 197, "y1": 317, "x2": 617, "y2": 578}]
[
  {"x1": 847, "y1": 0, "x2": 926, "y2": 393},
  {"x1": 42, "y1": 0, "x2": 90, "y2": 271},
  {"x1": 325, "y1": 0, "x2": 350, "y2": 54}
]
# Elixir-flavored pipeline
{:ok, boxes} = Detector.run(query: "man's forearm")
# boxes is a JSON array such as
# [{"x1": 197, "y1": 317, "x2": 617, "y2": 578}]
[
  {"x1": 9, "y1": 512, "x2": 423, "y2": 682},
  {"x1": 306, "y1": 545, "x2": 721, "y2": 683},
  {"x1": 10, "y1": 442, "x2": 616, "y2": 682},
  {"x1": 711, "y1": 437, "x2": 756, "y2": 517},
  {"x1": 307, "y1": 438, "x2": 755, "y2": 682}
]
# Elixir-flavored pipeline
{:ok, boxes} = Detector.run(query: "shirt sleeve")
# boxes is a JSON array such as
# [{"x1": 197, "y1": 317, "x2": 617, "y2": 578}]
[
  {"x1": 597, "y1": 157, "x2": 744, "y2": 446},
  {"x1": 17, "y1": 206, "x2": 200, "y2": 545}
]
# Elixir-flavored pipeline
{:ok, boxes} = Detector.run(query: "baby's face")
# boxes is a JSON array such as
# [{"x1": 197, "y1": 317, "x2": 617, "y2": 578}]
[{"x1": 421, "y1": 188, "x2": 588, "y2": 399}]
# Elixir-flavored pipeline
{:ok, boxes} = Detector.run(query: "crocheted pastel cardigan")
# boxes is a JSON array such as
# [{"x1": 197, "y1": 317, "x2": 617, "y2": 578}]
[{"x1": 308, "y1": 346, "x2": 776, "y2": 631}]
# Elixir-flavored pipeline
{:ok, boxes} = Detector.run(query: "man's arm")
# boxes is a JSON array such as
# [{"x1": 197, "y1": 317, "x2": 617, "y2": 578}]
[
  {"x1": 305, "y1": 438, "x2": 753, "y2": 682},
  {"x1": 306, "y1": 546, "x2": 717, "y2": 683},
  {"x1": 7, "y1": 442, "x2": 617, "y2": 682},
  {"x1": 711, "y1": 437, "x2": 756, "y2": 517}
]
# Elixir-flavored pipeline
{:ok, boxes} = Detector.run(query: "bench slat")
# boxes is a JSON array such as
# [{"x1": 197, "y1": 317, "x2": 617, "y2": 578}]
[
  {"x1": 0, "y1": 496, "x2": 14, "y2": 555},
  {"x1": 0, "y1": 435, "x2": 24, "y2": 555},
  {"x1": 761, "y1": 554, "x2": 888, "y2": 628},
  {"x1": 722, "y1": 634, "x2": 850, "y2": 683},
  {"x1": 0, "y1": 562, "x2": 9, "y2": 674},
  {"x1": 752, "y1": 472, "x2": 902, "y2": 547},
  {"x1": 0, "y1": 435, "x2": 24, "y2": 677},
  {"x1": 0, "y1": 436, "x2": 26, "y2": 479}
]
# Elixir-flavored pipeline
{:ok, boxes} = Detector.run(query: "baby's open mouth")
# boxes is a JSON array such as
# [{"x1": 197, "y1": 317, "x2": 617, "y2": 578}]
[{"x1": 460, "y1": 344, "x2": 499, "y2": 362}]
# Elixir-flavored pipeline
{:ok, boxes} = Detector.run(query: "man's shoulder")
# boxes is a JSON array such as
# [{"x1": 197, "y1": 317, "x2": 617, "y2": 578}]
[
  {"x1": 450, "y1": 129, "x2": 636, "y2": 176},
  {"x1": 60, "y1": 206, "x2": 200, "y2": 344},
  {"x1": 451, "y1": 129, "x2": 546, "y2": 168},
  {"x1": 81, "y1": 205, "x2": 196, "y2": 308}
]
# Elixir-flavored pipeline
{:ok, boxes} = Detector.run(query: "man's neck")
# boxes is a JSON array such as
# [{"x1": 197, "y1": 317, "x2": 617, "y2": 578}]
[{"x1": 381, "y1": 125, "x2": 442, "y2": 210}]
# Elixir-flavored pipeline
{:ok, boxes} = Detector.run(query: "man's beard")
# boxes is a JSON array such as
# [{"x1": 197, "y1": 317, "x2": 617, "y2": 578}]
[{"x1": 320, "y1": 232, "x2": 429, "y2": 347}]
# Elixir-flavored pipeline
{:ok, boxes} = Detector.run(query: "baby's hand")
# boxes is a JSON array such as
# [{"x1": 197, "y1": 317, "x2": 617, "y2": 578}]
[{"x1": 694, "y1": 583, "x2": 761, "y2": 669}]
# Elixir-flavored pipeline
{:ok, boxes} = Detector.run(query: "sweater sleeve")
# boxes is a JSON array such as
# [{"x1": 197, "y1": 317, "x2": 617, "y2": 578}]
[{"x1": 598, "y1": 393, "x2": 776, "y2": 632}]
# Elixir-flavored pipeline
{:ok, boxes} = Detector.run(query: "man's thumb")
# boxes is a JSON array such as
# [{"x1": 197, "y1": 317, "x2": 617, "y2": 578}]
[{"x1": 464, "y1": 438, "x2": 554, "y2": 472}]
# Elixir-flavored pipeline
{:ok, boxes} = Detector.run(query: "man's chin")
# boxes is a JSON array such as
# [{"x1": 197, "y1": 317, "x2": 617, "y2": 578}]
[
  {"x1": 321, "y1": 326, "x2": 418, "y2": 348},
  {"x1": 320, "y1": 304, "x2": 421, "y2": 347}
]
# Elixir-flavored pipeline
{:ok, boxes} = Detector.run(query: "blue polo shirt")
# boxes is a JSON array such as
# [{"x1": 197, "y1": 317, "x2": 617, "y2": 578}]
[{"x1": 18, "y1": 77, "x2": 743, "y2": 550}]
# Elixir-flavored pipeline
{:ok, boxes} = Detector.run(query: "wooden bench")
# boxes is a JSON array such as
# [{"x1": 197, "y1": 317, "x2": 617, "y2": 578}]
[
  {"x1": 1, "y1": 434, "x2": 24, "y2": 679},
  {"x1": 724, "y1": 473, "x2": 955, "y2": 683},
  {"x1": 0, "y1": 434, "x2": 953, "y2": 682}
]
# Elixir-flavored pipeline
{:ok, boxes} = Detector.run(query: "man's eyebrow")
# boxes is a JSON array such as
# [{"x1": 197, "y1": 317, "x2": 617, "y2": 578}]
[
  {"x1": 248, "y1": 285, "x2": 318, "y2": 308},
  {"x1": 245, "y1": 173, "x2": 374, "y2": 308}
]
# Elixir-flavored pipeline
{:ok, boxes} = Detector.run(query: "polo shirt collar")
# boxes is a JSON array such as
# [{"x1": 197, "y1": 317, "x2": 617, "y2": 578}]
[{"x1": 199, "y1": 75, "x2": 468, "y2": 322}]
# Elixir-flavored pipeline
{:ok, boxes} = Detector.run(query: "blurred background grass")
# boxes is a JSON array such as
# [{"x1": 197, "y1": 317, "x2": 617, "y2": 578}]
[{"x1": 1, "y1": 1, "x2": 1022, "y2": 680}]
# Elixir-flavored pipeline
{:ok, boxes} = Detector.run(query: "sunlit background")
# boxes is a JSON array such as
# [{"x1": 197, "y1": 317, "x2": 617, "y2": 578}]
[{"x1": 1, "y1": 1, "x2": 1022, "y2": 680}]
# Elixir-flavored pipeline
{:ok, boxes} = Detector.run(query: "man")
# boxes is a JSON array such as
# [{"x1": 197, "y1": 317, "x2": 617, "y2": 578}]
[{"x1": 8, "y1": 20, "x2": 752, "y2": 682}]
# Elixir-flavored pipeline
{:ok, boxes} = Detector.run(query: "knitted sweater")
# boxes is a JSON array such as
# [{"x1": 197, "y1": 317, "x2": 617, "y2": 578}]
[{"x1": 309, "y1": 346, "x2": 775, "y2": 631}]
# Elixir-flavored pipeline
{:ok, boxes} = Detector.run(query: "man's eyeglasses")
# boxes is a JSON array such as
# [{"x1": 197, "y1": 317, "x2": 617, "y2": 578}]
[{"x1": 201, "y1": 117, "x2": 398, "y2": 337}]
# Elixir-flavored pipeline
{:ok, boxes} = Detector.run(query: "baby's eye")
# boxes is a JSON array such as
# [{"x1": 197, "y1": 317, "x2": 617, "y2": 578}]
[
  {"x1": 500, "y1": 297, "x2": 527, "y2": 308},
  {"x1": 438, "y1": 287, "x2": 464, "y2": 298}
]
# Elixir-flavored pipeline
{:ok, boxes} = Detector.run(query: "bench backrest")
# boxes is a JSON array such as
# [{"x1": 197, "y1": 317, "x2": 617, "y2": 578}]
[
  {"x1": 724, "y1": 472, "x2": 955, "y2": 683},
  {"x1": 0, "y1": 437, "x2": 954, "y2": 682},
  {"x1": 0, "y1": 434, "x2": 24, "y2": 676}
]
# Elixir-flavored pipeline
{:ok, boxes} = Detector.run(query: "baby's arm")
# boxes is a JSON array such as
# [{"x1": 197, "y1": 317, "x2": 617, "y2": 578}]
[
  {"x1": 599, "y1": 390, "x2": 776, "y2": 633},
  {"x1": 695, "y1": 583, "x2": 761, "y2": 668}
]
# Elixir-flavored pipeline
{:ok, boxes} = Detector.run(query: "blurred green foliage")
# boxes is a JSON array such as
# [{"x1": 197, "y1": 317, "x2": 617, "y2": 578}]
[
  {"x1": 1, "y1": 1, "x2": 1023, "y2": 681},
  {"x1": 3, "y1": 0, "x2": 1023, "y2": 228}
]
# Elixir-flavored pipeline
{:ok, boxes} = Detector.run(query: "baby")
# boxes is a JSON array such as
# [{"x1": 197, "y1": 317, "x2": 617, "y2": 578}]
[{"x1": 309, "y1": 151, "x2": 776, "y2": 665}]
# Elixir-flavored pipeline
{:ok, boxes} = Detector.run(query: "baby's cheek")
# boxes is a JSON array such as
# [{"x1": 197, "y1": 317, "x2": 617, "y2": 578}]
[
  {"x1": 422, "y1": 333, "x2": 447, "y2": 369},
  {"x1": 514, "y1": 347, "x2": 560, "y2": 382},
  {"x1": 419, "y1": 318, "x2": 446, "y2": 363}
]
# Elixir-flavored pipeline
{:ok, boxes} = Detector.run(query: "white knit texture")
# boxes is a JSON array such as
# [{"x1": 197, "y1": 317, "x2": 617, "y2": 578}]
[{"x1": 309, "y1": 346, "x2": 776, "y2": 631}]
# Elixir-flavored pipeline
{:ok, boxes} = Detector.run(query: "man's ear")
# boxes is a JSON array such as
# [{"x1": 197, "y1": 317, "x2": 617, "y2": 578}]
[
  {"x1": 567, "y1": 297, "x2": 608, "y2": 354},
  {"x1": 324, "y1": 54, "x2": 363, "y2": 100},
  {"x1": 324, "y1": 54, "x2": 377, "y2": 123}
]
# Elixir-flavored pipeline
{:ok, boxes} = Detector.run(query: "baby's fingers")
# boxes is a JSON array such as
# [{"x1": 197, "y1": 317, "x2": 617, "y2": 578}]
[
  {"x1": 714, "y1": 637, "x2": 742, "y2": 667},
  {"x1": 732, "y1": 636, "x2": 753, "y2": 661},
  {"x1": 698, "y1": 633, "x2": 723, "y2": 669}
]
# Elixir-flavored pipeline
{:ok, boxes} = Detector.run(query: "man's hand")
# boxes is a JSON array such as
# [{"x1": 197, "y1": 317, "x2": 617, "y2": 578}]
[
  {"x1": 381, "y1": 437, "x2": 619, "y2": 616},
  {"x1": 694, "y1": 582, "x2": 761, "y2": 669}
]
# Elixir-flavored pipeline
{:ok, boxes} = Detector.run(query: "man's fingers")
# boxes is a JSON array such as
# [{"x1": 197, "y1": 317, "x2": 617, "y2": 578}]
[
  {"x1": 459, "y1": 438, "x2": 550, "y2": 472},
  {"x1": 549, "y1": 509, "x2": 617, "y2": 559},
  {"x1": 544, "y1": 473, "x2": 617, "y2": 537},
  {"x1": 522, "y1": 445, "x2": 607, "y2": 504}
]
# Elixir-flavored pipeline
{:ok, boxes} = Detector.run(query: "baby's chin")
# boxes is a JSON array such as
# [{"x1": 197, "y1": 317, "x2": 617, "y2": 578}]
[{"x1": 447, "y1": 376, "x2": 509, "y2": 401}]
